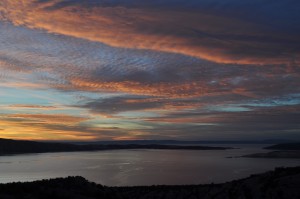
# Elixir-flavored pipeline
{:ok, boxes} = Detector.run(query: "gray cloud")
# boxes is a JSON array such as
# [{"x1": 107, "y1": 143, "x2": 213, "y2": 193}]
[
  {"x1": 1, "y1": 22, "x2": 299, "y2": 98},
  {"x1": 1, "y1": 0, "x2": 300, "y2": 65}
]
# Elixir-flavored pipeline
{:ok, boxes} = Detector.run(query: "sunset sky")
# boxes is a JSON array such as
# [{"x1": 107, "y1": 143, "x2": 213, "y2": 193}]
[{"x1": 0, "y1": 0, "x2": 299, "y2": 141}]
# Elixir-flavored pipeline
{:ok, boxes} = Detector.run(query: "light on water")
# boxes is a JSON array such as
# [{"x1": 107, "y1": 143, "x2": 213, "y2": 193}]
[{"x1": 0, "y1": 145, "x2": 299, "y2": 186}]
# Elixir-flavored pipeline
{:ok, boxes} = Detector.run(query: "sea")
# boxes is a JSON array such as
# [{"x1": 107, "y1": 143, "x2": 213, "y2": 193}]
[{"x1": 0, "y1": 144, "x2": 299, "y2": 186}]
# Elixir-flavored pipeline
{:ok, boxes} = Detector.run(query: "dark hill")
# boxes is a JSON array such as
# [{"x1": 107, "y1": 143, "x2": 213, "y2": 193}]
[
  {"x1": 0, "y1": 138, "x2": 231, "y2": 156},
  {"x1": 0, "y1": 138, "x2": 82, "y2": 154},
  {"x1": 0, "y1": 167, "x2": 299, "y2": 199}
]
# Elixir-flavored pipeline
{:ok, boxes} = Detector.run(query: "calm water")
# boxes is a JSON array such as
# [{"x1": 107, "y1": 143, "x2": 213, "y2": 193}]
[{"x1": 0, "y1": 145, "x2": 299, "y2": 186}]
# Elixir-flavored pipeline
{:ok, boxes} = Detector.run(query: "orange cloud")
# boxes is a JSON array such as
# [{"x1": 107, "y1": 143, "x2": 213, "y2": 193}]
[
  {"x1": 66, "y1": 78, "x2": 211, "y2": 98},
  {"x1": 0, "y1": 115, "x2": 86, "y2": 140},
  {"x1": 6, "y1": 114, "x2": 88, "y2": 124},
  {"x1": 0, "y1": 114, "x2": 133, "y2": 141},
  {"x1": 1, "y1": 0, "x2": 298, "y2": 65}
]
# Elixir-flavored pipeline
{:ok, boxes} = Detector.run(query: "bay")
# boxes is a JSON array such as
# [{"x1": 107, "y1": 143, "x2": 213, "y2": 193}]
[{"x1": 0, "y1": 144, "x2": 299, "y2": 186}]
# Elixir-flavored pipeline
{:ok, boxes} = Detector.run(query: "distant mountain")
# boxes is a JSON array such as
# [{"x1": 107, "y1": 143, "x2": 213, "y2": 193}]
[
  {"x1": 265, "y1": 143, "x2": 300, "y2": 150},
  {"x1": 0, "y1": 166, "x2": 299, "y2": 199},
  {"x1": 0, "y1": 138, "x2": 231, "y2": 156}
]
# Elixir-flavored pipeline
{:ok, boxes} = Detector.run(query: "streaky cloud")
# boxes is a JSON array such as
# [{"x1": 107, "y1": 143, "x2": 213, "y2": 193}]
[{"x1": 1, "y1": 0, "x2": 299, "y2": 64}]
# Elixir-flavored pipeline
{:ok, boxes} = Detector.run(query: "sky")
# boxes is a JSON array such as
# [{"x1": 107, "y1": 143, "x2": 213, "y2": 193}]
[{"x1": 0, "y1": 0, "x2": 299, "y2": 141}]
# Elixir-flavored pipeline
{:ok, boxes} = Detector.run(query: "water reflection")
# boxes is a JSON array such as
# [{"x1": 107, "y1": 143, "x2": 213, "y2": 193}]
[{"x1": 0, "y1": 145, "x2": 299, "y2": 186}]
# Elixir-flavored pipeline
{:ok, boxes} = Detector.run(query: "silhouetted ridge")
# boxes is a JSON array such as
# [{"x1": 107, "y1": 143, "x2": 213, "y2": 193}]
[
  {"x1": 0, "y1": 138, "x2": 231, "y2": 155},
  {"x1": 0, "y1": 138, "x2": 81, "y2": 154},
  {"x1": 265, "y1": 143, "x2": 300, "y2": 150}
]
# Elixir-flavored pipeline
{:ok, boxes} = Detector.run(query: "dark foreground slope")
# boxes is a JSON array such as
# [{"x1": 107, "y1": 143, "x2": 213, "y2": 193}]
[
  {"x1": 0, "y1": 167, "x2": 299, "y2": 199},
  {"x1": 0, "y1": 138, "x2": 230, "y2": 156}
]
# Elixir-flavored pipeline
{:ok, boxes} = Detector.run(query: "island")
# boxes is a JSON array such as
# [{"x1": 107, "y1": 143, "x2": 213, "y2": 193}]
[
  {"x1": 242, "y1": 142, "x2": 300, "y2": 159},
  {"x1": 0, "y1": 166, "x2": 299, "y2": 199},
  {"x1": 264, "y1": 143, "x2": 300, "y2": 150},
  {"x1": 0, "y1": 138, "x2": 232, "y2": 156}
]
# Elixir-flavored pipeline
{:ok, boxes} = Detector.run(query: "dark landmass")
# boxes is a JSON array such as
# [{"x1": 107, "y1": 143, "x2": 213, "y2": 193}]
[
  {"x1": 241, "y1": 142, "x2": 300, "y2": 159},
  {"x1": 243, "y1": 151, "x2": 300, "y2": 159},
  {"x1": 265, "y1": 143, "x2": 300, "y2": 150},
  {"x1": 0, "y1": 167, "x2": 299, "y2": 199},
  {"x1": 0, "y1": 138, "x2": 231, "y2": 156}
]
